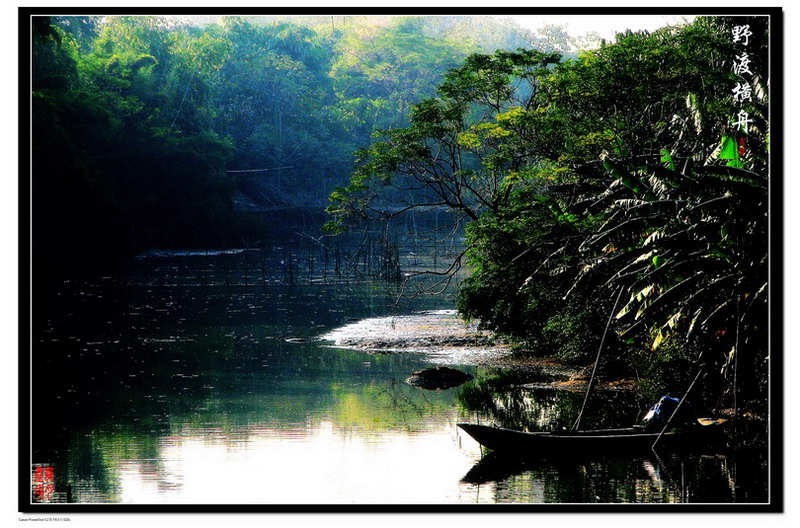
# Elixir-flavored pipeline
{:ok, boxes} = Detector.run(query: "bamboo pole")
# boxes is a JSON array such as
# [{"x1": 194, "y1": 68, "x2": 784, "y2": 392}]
[
  {"x1": 652, "y1": 363, "x2": 706, "y2": 449},
  {"x1": 572, "y1": 286, "x2": 625, "y2": 431},
  {"x1": 733, "y1": 299, "x2": 740, "y2": 427}
]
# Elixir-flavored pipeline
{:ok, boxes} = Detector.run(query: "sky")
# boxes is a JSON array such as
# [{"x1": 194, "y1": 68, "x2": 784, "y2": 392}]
[
  {"x1": 173, "y1": 13, "x2": 693, "y2": 39},
  {"x1": 173, "y1": 13, "x2": 695, "y2": 44},
  {"x1": 169, "y1": 13, "x2": 696, "y2": 40},
  {"x1": 503, "y1": 14, "x2": 695, "y2": 40}
]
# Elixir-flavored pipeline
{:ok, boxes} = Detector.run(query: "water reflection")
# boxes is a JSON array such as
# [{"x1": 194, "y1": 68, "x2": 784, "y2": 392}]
[
  {"x1": 33, "y1": 280, "x2": 483, "y2": 503},
  {"x1": 47, "y1": 410, "x2": 484, "y2": 504},
  {"x1": 457, "y1": 367, "x2": 644, "y2": 431},
  {"x1": 454, "y1": 368, "x2": 769, "y2": 504},
  {"x1": 31, "y1": 245, "x2": 768, "y2": 505},
  {"x1": 458, "y1": 445, "x2": 769, "y2": 504}
]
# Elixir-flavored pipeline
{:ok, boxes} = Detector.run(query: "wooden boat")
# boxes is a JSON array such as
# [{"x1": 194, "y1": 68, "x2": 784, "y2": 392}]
[{"x1": 457, "y1": 418, "x2": 727, "y2": 455}]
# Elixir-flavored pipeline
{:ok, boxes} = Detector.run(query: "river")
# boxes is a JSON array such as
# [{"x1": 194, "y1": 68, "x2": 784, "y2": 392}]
[{"x1": 28, "y1": 229, "x2": 769, "y2": 505}]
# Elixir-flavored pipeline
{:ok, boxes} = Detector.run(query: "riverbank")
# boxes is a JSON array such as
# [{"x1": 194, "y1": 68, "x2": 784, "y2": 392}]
[
  {"x1": 319, "y1": 309, "x2": 511, "y2": 366},
  {"x1": 319, "y1": 310, "x2": 636, "y2": 391}
]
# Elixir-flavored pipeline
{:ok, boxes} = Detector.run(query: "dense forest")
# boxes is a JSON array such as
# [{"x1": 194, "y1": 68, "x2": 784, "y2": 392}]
[
  {"x1": 32, "y1": 14, "x2": 770, "y2": 411},
  {"x1": 32, "y1": 14, "x2": 593, "y2": 272},
  {"x1": 326, "y1": 16, "x2": 770, "y2": 412}
]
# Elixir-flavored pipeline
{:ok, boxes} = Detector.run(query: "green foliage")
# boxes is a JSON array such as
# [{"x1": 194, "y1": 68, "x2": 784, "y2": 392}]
[
  {"x1": 34, "y1": 14, "x2": 574, "y2": 271},
  {"x1": 32, "y1": 13, "x2": 772, "y2": 411},
  {"x1": 33, "y1": 18, "x2": 78, "y2": 91},
  {"x1": 329, "y1": 16, "x2": 771, "y2": 409},
  {"x1": 32, "y1": 16, "x2": 256, "y2": 275},
  {"x1": 512, "y1": 18, "x2": 767, "y2": 404},
  {"x1": 628, "y1": 336, "x2": 700, "y2": 402},
  {"x1": 541, "y1": 303, "x2": 602, "y2": 364},
  {"x1": 329, "y1": 17, "x2": 472, "y2": 128},
  {"x1": 456, "y1": 175, "x2": 595, "y2": 355},
  {"x1": 325, "y1": 47, "x2": 563, "y2": 234}
]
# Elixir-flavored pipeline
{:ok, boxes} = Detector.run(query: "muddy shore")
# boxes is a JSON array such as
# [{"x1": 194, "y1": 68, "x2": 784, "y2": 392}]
[{"x1": 319, "y1": 310, "x2": 635, "y2": 391}]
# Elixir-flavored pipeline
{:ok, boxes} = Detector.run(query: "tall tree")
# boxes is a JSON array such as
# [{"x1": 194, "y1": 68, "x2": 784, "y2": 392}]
[{"x1": 328, "y1": 16, "x2": 771, "y2": 406}]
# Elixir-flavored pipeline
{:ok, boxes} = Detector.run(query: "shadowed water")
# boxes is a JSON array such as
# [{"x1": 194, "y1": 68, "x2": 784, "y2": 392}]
[{"x1": 29, "y1": 239, "x2": 768, "y2": 505}]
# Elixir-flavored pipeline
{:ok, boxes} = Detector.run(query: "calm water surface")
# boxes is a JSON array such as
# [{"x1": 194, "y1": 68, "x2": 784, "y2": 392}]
[{"x1": 30, "y1": 245, "x2": 768, "y2": 505}]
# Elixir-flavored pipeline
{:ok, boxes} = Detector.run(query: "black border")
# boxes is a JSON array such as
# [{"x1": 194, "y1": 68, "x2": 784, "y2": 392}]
[{"x1": 19, "y1": 5, "x2": 784, "y2": 514}]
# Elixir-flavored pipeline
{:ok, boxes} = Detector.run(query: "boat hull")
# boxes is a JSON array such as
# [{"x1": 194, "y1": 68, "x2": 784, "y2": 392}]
[{"x1": 457, "y1": 420, "x2": 726, "y2": 455}]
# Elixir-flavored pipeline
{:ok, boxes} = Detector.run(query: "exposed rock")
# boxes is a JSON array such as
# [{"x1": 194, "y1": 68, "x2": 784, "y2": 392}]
[{"x1": 405, "y1": 366, "x2": 473, "y2": 390}]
